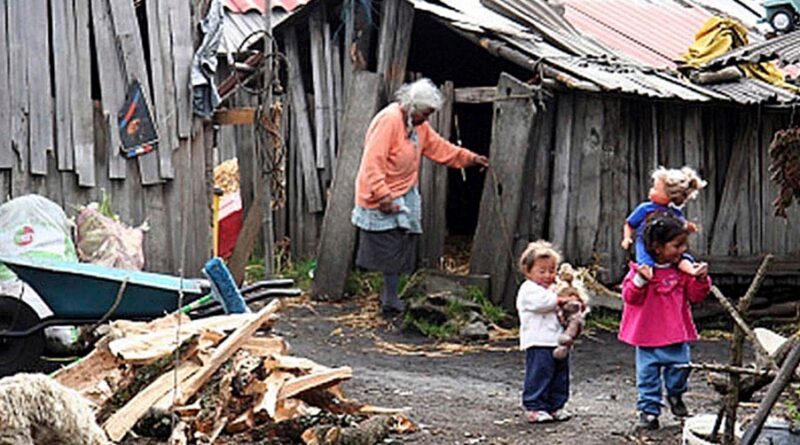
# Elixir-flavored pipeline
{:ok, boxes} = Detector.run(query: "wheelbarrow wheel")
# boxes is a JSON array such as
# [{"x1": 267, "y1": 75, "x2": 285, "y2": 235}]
[{"x1": 0, "y1": 295, "x2": 44, "y2": 376}]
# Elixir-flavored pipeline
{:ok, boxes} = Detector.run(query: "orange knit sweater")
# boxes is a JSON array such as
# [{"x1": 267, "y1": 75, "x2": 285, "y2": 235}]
[{"x1": 355, "y1": 103, "x2": 478, "y2": 209}]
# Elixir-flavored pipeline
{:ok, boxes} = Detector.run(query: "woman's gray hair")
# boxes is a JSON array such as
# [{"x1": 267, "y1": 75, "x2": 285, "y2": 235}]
[{"x1": 394, "y1": 78, "x2": 443, "y2": 112}]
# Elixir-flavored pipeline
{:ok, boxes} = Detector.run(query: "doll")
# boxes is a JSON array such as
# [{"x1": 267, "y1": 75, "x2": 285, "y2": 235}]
[
  {"x1": 553, "y1": 263, "x2": 589, "y2": 360},
  {"x1": 621, "y1": 166, "x2": 707, "y2": 277}
]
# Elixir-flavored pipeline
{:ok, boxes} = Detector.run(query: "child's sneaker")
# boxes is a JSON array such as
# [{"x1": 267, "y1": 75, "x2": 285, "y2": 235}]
[
  {"x1": 667, "y1": 394, "x2": 689, "y2": 417},
  {"x1": 550, "y1": 410, "x2": 572, "y2": 422},
  {"x1": 526, "y1": 410, "x2": 554, "y2": 424},
  {"x1": 636, "y1": 412, "x2": 659, "y2": 430}
]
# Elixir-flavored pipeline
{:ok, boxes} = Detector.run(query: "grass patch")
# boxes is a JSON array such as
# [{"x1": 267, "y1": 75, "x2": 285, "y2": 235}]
[
  {"x1": 403, "y1": 313, "x2": 459, "y2": 340},
  {"x1": 464, "y1": 286, "x2": 506, "y2": 324},
  {"x1": 585, "y1": 308, "x2": 620, "y2": 332},
  {"x1": 344, "y1": 270, "x2": 384, "y2": 297},
  {"x1": 245, "y1": 256, "x2": 317, "y2": 291}
]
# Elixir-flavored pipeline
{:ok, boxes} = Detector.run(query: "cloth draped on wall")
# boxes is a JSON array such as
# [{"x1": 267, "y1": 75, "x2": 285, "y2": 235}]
[{"x1": 192, "y1": 0, "x2": 224, "y2": 118}]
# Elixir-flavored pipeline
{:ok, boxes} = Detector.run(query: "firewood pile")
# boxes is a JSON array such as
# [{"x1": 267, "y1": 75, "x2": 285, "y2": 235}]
[
  {"x1": 768, "y1": 128, "x2": 800, "y2": 217},
  {"x1": 52, "y1": 300, "x2": 414, "y2": 444}
]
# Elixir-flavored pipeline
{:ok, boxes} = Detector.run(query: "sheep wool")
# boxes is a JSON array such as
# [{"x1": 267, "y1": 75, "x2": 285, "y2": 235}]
[{"x1": 0, "y1": 373, "x2": 108, "y2": 445}]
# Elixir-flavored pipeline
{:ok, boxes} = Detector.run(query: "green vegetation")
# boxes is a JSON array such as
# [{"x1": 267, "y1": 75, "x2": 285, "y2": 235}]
[
  {"x1": 584, "y1": 308, "x2": 620, "y2": 332},
  {"x1": 344, "y1": 269, "x2": 384, "y2": 297},
  {"x1": 403, "y1": 313, "x2": 460, "y2": 340},
  {"x1": 464, "y1": 285, "x2": 506, "y2": 324},
  {"x1": 244, "y1": 256, "x2": 317, "y2": 291}
]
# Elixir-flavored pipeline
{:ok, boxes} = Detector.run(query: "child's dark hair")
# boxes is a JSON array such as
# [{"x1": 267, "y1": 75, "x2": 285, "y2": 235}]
[{"x1": 644, "y1": 212, "x2": 688, "y2": 253}]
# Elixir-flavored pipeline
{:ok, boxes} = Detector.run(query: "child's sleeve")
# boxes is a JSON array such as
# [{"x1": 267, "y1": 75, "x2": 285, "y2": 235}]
[
  {"x1": 517, "y1": 284, "x2": 558, "y2": 314},
  {"x1": 625, "y1": 202, "x2": 650, "y2": 229},
  {"x1": 621, "y1": 266, "x2": 648, "y2": 305},
  {"x1": 685, "y1": 275, "x2": 711, "y2": 303}
]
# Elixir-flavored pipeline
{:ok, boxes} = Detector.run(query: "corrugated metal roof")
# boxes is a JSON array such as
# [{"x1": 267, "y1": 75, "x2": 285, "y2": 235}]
[
  {"x1": 219, "y1": 1, "x2": 304, "y2": 54},
  {"x1": 706, "y1": 77, "x2": 799, "y2": 103},
  {"x1": 704, "y1": 30, "x2": 800, "y2": 69},
  {"x1": 562, "y1": 0, "x2": 712, "y2": 69},
  {"x1": 223, "y1": 0, "x2": 308, "y2": 14},
  {"x1": 413, "y1": 0, "x2": 798, "y2": 104}
]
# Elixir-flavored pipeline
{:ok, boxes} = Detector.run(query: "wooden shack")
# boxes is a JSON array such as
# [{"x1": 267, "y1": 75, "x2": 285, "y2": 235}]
[{"x1": 229, "y1": 0, "x2": 800, "y2": 309}]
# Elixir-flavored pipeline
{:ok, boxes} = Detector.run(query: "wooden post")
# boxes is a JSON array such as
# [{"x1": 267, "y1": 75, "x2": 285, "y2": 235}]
[
  {"x1": 311, "y1": 71, "x2": 383, "y2": 300},
  {"x1": 740, "y1": 344, "x2": 800, "y2": 445},
  {"x1": 470, "y1": 73, "x2": 539, "y2": 309},
  {"x1": 549, "y1": 93, "x2": 574, "y2": 248},
  {"x1": 343, "y1": 0, "x2": 372, "y2": 95},
  {"x1": 261, "y1": 0, "x2": 275, "y2": 277}
]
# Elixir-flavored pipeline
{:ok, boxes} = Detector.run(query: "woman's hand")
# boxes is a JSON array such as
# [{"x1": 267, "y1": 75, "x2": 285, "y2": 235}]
[
  {"x1": 378, "y1": 196, "x2": 397, "y2": 214},
  {"x1": 472, "y1": 155, "x2": 489, "y2": 170}
]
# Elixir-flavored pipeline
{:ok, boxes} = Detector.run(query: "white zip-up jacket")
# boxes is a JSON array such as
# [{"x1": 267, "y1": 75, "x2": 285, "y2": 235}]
[{"x1": 516, "y1": 280, "x2": 564, "y2": 350}]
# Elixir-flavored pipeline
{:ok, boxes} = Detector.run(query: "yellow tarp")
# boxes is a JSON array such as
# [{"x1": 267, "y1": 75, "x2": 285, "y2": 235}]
[{"x1": 682, "y1": 16, "x2": 799, "y2": 92}]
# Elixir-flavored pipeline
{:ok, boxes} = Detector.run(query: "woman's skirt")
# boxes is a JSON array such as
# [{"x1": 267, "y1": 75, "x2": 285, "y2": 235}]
[{"x1": 355, "y1": 228, "x2": 418, "y2": 275}]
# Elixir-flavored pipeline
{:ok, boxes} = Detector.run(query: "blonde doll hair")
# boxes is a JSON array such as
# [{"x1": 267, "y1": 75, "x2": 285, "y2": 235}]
[
  {"x1": 519, "y1": 240, "x2": 562, "y2": 275},
  {"x1": 652, "y1": 166, "x2": 708, "y2": 202}
]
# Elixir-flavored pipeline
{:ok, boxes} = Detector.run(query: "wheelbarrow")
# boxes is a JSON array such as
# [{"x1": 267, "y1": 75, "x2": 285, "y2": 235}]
[
  {"x1": 0, "y1": 256, "x2": 302, "y2": 376},
  {"x1": 0, "y1": 256, "x2": 210, "y2": 375}
]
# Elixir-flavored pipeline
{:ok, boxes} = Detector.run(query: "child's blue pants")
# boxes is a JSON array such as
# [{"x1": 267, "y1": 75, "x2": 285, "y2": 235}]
[
  {"x1": 523, "y1": 347, "x2": 569, "y2": 412},
  {"x1": 635, "y1": 342, "x2": 691, "y2": 415}
]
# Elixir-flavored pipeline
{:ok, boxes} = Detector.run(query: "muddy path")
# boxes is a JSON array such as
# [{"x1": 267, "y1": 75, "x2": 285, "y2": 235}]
[{"x1": 273, "y1": 297, "x2": 731, "y2": 444}]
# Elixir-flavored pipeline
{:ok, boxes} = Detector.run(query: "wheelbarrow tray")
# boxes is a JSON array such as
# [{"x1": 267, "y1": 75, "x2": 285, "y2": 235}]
[{"x1": 0, "y1": 256, "x2": 205, "y2": 320}]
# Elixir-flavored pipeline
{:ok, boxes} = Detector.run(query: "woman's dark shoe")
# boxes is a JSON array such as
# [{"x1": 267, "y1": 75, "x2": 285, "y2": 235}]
[
  {"x1": 667, "y1": 394, "x2": 688, "y2": 417},
  {"x1": 636, "y1": 412, "x2": 659, "y2": 430}
]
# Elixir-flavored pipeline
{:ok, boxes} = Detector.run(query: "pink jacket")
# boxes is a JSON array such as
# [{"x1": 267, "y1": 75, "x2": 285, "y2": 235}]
[{"x1": 618, "y1": 263, "x2": 711, "y2": 347}]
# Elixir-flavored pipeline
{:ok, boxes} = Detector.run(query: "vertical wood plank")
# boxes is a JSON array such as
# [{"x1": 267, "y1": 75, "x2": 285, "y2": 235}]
[
  {"x1": 92, "y1": 0, "x2": 127, "y2": 179},
  {"x1": 284, "y1": 28, "x2": 323, "y2": 213},
  {"x1": 309, "y1": 7, "x2": 330, "y2": 172},
  {"x1": 683, "y1": 107, "x2": 709, "y2": 256},
  {"x1": 710, "y1": 116, "x2": 749, "y2": 256},
  {"x1": 108, "y1": 0, "x2": 162, "y2": 185},
  {"x1": 549, "y1": 93, "x2": 573, "y2": 249},
  {"x1": 324, "y1": 21, "x2": 338, "y2": 174},
  {"x1": 376, "y1": 0, "x2": 414, "y2": 96},
  {"x1": 761, "y1": 112, "x2": 785, "y2": 253},
  {"x1": 419, "y1": 81, "x2": 453, "y2": 269},
  {"x1": 72, "y1": 0, "x2": 96, "y2": 186},
  {"x1": 529, "y1": 97, "x2": 554, "y2": 241},
  {"x1": 343, "y1": 0, "x2": 372, "y2": 95},
  {"x1": 311, "y1": 71, "x2": 383, "y2": 300},
  {"x1": 147, "y1": 0, "x2": 175, "y2": 179},
  {"x1": 573, "y1": 96, "x2": 603, "y2": 265},
  {"x1": 470, "y1": 73, "x2": 539, "y2": 308},
  {"x1": 748, "y1": 111, "x2": 762, "y2": 255},
  {"x1": 171, "y1": 0, "x2": 193, "y2": 138},
  {"x1": 564, "y1": 95, "x2": 586, "y2": 261},
  {"x1": 658, "y1": 103, "x2": 684, "y2": 168},
  {"x1": 597, "y1": 97, "x2": 625, "y2": 282},
  {"x1": 0, "y1": 1, "x2": 12, "y2": 169},
  {"x1": 736, "y1": 112, "x2": 758, "y2": 256},
  {"x1": 8, "y1": 0, "x2": 29, "y2": 196},
  {"x1": 331, "y1": 29, "x2": 344, "y2": 147},
  {"x1": 51, "y1": 0, "x2": 75, "y2": 171},
  {"x1": 27, "y1": 0, "x2": 53, "y2": 176}
]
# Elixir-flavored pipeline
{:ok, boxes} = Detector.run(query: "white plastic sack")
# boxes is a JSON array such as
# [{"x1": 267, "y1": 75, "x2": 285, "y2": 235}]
[{"x1": 0, "y1": 195, "x2": 77, "y2": 281}]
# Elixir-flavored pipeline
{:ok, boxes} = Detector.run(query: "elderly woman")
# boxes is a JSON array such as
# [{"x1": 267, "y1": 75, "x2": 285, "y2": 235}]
[{"x1": 351, "y1": 78, "x2": 489, "y2": 316}]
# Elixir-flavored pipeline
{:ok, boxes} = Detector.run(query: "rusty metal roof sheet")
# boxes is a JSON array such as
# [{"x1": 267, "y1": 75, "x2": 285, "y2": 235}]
[
  {"x1": 561, "y1": 0, "x2": 712, "y2": 69},
  {"x1": 223, "y1": 0, "x2": 308, "y2": 14},
  {"x1": 704, "y1": 30, "x2": 800, "y2": 69}
]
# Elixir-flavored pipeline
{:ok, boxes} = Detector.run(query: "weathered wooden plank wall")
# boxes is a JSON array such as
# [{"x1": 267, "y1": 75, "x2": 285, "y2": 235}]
[{"x1": 0, "y1": 0, "x2": 209, "y2": 276}]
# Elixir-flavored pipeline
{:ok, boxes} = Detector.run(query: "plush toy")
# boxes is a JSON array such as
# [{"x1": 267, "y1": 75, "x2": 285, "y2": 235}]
[
  {"x1": 621, "y1": 166, "x2": 707, "y2": 277},
  {"x1": 553, "y1": 264, "x2": 590, "y2": 360}
]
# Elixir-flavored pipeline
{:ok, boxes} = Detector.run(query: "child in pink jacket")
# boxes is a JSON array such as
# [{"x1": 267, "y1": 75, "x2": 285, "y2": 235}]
[{"x1": 619, "y1": 211, "x2": 711, "y2": 431}]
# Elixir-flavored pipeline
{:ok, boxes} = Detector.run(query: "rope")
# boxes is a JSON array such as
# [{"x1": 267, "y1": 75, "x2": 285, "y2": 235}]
[{"x1": 77, "y1": 278, "x2": 129, "y2": 347}]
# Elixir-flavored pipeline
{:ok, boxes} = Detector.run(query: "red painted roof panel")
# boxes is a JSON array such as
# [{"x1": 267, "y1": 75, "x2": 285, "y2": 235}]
[
  {"x1": 224, "y1": 0, "x2": 308, "y2": 14},
  {"x1": 562, "y1": 0, "x2": 712, "y2": 68}
]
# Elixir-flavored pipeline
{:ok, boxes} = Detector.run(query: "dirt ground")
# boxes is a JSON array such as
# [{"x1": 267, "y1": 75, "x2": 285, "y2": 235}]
[{"x1": 265, "y1": 296, "x2": 732, "y2": 445}]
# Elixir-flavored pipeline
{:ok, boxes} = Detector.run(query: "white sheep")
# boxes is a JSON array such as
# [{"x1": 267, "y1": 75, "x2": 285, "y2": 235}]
[{"x1": 0, "y1": 373, "x2": 109, "y2": 445}]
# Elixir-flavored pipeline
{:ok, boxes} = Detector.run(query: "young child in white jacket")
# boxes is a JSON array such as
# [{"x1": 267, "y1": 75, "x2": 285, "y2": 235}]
[{"x1": 516, "y1": 240, "x2": 572, "y2": 424}]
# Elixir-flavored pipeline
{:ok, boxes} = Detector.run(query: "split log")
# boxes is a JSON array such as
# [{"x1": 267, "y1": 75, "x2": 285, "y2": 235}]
[
  {"x1": 278, "y1": 367, "x2": 353, "y2": 401},
  {"x1": 678, "y1": 363, "x2": 772, "y2": 376},
  {"x1": 172, "y1": 300, "x2": 282, "y2": 406}
]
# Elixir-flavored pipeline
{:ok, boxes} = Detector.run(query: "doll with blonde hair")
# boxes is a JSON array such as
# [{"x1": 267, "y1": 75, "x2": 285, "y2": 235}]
[{"x1": 621, "y1": 166, "x2": 707, "y2": 278}]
